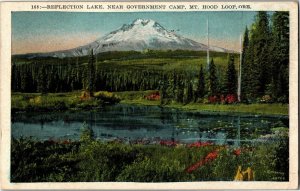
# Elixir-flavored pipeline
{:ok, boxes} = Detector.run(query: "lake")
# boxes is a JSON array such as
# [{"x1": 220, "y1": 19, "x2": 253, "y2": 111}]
[{"x1": 11, "y1": 104, "x2": 288, "y2": 146}]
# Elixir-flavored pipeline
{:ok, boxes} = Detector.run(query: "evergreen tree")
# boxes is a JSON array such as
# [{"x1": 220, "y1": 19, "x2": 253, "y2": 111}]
[
  {"x1": 185, "y1": 80, "x2": 194, "y2": 104},
  {"x1": 87, "y1": 49, "x2": 96, "y2": 96},
  {"x1": 195, "y1": 64, "x2": 205, "y2": 101},
  {"x1": 80, "y1": 121, "x2": 95, "y2": 142},
  {"x1": 241, "y1": 27, "x2": 250, "y2": 100},
  {"x1": 270, "y1": 11, "x2": 289, "y2": 102},
  {"x1": 20, "y1": 66, "x2": 29, "y2": 92},
  {"x1": 165, "y1": 72, "x2": 174, "y2": 101},
  {"x1": 11, "y1": 63, "x2": 17, "y2": 91},
  {"x1": 251, "y1": 12, "x2": 272, "y2": 96},
  {"x1": 208, "y1": 58, "x2": 218, "y2": 96},
  {"x1": 244, "y1": 24, "x2": 260, "y2": 100},
  {"x1": 160, "y1": 74, "x2": 168, "y2": 105},
  {"x1": 46, "y1": 65, "x2": 56, "y2": 93},
  {"x1": 176, "y1": 75, "x2": 184, "y2": 103},
  {"x1": 172, "y1": 71, "x2": 177, "y2": 97},
  {"x1": 37, "y1": 64, "x2": 47, "y2": 94},
  {"x1": 226, "y1": 54, "x2": 237, "y2": 94}
]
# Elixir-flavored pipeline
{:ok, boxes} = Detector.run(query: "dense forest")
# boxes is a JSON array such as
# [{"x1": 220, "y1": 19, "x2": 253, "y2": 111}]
[
  {"x1": 11, "y1": 11, "x2": 289, "y2": 104},
  {"x1": 241, "y1": 11, "x2": 289, "y2": 103}
]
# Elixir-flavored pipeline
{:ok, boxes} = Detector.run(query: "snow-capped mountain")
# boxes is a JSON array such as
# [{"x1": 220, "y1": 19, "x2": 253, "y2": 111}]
[{"x1": 18, "y1": 19, "x2": 233, "y2": 58}]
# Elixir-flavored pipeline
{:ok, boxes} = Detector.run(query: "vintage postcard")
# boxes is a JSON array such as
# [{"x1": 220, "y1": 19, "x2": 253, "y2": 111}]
[{"x1": 0, "y1": 1, "x2": 298, "y2": 190}]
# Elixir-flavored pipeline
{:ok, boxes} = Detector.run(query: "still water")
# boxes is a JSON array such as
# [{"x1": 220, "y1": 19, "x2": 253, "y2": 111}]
[{"x1": 11, "y1": 104, "x2": 288, "y2": 145}]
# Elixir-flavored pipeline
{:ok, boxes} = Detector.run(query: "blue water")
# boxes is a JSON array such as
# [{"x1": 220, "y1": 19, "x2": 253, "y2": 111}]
[{"x1": 11, "y1": 104, "x2": 288, "y2": 145}]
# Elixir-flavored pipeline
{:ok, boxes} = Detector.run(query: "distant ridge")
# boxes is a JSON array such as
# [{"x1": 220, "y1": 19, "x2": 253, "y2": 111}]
[{"x1": 15, "y1": 18, "x2": 235, "y2": 58}]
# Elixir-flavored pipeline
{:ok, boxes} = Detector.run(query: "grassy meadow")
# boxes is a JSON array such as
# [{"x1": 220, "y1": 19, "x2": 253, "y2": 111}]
[
  {"x1": 11, "y1": 129, "x2": 288, "y2": 182},
  {"x1": 11, "y1": 91, "x2": 288, "y2": 115},
  {"x1": 98, "y1": 56, "x2": 236, "y2": 72}
]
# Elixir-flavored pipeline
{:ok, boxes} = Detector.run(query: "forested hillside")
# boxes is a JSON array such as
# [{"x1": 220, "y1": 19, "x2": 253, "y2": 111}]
[{"x1": 11, "y1": 11, "x2": 289, "y2": 104}]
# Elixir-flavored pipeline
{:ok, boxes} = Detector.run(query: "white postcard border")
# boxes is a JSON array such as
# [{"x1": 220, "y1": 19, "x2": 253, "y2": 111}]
[{"x1": 0, "y1": 1, "x2": 298, "y2": 190}]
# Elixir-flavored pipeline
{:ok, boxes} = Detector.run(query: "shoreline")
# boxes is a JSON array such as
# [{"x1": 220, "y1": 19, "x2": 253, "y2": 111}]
[
  {"x1": 120, "y1": 99, "x2": 289, "y2": 117},
  {"x1": 11, "y1": 92, "x2": 289, "y2": 116}
]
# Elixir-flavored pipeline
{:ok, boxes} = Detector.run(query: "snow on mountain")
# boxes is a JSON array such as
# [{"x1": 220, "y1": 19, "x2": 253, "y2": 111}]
[{"x1": 18, "y1": 19, "x2": 234, "y2": 58}]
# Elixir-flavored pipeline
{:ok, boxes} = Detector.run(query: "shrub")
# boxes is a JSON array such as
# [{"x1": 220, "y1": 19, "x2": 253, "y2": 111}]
[
  {"x1": 208, "y1": 96, "x2": 219, "y2": 103},
  {"x1": 94, "y1": 91, "x2": 121, "y2": 104},
  {"x1": 144, "y1": 91, "x2": 160, "y2": 101},
  {"x1": 185, "y1": 150, "x2": 218, "y2": 173},
  {"x1": 11, "y1": 137, "x2": 288, "y2": 182},
  {"x1": 116, "y1": 157, "x2": 188, "y2": 182},
  {"x1": 53, "y1": 101, "x2": 67, "y2": 111},
  {"x1": 77, "y1": 142, "x2": 140, "y2": 181},
  {"x1": 225, "y1": 94, "x2": 237, "y2": 104},
  {"x1": 76, "y1": 98, "x2": 103, "y2": 109},
  {"x1": 79, "y1": 122, "x2": 95, "y2": 143},
  {"x1": 208, "y1": 94, "x2": 237, "y2": 104},
  {"x1": 11, "y1": 137, "x2": 80, "y2": 182},
  {"x1": 273, "y1": 131, "x2": 289, "y2": 180},
  {"x1": 260, "y1": 95, "x2": 273, "y2": 103},
  {"x1": 80, "y1": 91, "x2": 92, "y2": 101}
]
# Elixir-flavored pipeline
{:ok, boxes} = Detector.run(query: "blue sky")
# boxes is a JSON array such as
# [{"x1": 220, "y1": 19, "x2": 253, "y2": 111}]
[{"x1": 12, "y1": 11, "x2": 259, "y2": 54}]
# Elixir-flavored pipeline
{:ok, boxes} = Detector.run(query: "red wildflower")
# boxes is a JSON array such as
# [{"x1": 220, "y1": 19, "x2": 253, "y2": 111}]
[
  {"x1": 205, "y1": 151, "x2": 218, "y2": 161},
  {"x1": 145, "y1": 92, "x2": 160, "y2": 101},
  {"x1": 208, "y1": 95, "x2": 219, "y2": 103},
  {"x1": 233, "y1": 148, "x2": 241, "y2": 156},
  {"x1": 186, "y1": 159, "x2": 206, "y2": 173},
  {"x1": 185, "y1": 150, "x2": 218, "y2": 173},
  {"x1": 159, "y1": 140, "x2": 178, "y2": 147},
  {"x1": 225, "y1": 94, "x2": 237, "y2": 104},
  {"x1": 187, "y1": 141, "x2": 213, "y2": 148},
  {"x1": 62, "y1": 140, "x2": 71, "y2": 145}
]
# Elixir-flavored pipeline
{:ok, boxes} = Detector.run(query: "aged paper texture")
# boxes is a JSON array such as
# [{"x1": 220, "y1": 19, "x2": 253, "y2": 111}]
[{"x1": 0, "y1": 1, "x2": 298, "y2": 190}]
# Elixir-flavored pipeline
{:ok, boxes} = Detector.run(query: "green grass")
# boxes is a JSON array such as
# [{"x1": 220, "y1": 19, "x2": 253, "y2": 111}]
[
  {"x1": 121, "y1": 100, "x2": 288, "y2": 115},
  {"x1": 115, "y1": 91, "x2": 288, "y2": 116},
  {"x1": 14, "y1": 50, "x2": 236, "y2": 65},
  {"x1": 166, "y1": 103, "x2": 288, "y2": 116},
  {"x1": 11, "y1": 133, "x2": 289, "y2": 182},
  {"x1": 77, "y1": 50, "x2": 238, "y2": 73},
  {"x1": 98, "y1": 56, "x2": 238, "y2": 72},
  {"x1": 12, "y1": 91, "x2": 80, "y2": 111},
  {"x1": 14, "y1": 50, "x2": 238, "y2": 74},
  {"x1": 11, "y1": 91, "x2": 120, "y2": 112},
  {"x1": 12, "y1": 91, "x2": 288, "y2": 115}
]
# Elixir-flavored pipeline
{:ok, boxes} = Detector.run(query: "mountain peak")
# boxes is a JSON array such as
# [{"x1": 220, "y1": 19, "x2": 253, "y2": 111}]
[
  {"x1": 109, "y1": 18, "x2": 167, "y2": 39},
  {"x1": 132, "y1": 19, "x2": 165, "y2": 30},
  {"x1": 20, "y1": 18, "x2": 233, "y2": 58},
  {"x1": 132, "y1": 18, "x2": 153, "y2": 26},
  {"x1": 115, "y1": 19, "x2": 158, "y2": 33}
]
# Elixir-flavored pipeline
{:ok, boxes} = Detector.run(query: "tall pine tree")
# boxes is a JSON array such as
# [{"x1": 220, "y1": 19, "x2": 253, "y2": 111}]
[
  {"x1": 226, "y1": 54, "x2": 237, "y2": 95},
  {"x1": 251, "y1": 12, "x2": 272, "y2": 96},
  {"x1": 160, "y1": 74, "x2": 168, "y2": 105},
  {"x1": 241, "y1": 27, "x2": 250, "y2": 100},
  {"x1": 87, "y1": 49, "x2": 96, "y2": 96},
  {"x1": 195, "y1": 64, "x2": 205, "y2": 101},
  {"x1": 270, "y1": 11, "x2": 289, "y2": 102},
  {"x1": 185, "y1": 79, "x2": 193, "y2": 104},
  {"x1": 208, "y1": 58, "x2": 218, "y2": 96},
  {"x1": 37, "y1": 64, "x2": 47, "y2": 94},
  {"x1": 176, "y1": 75, "x2": 184, "y2": 103}
]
